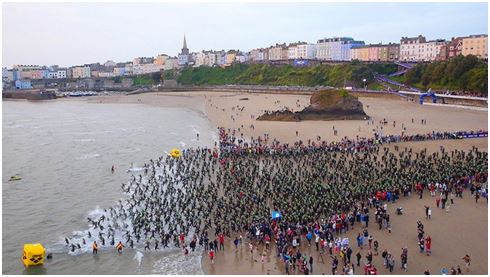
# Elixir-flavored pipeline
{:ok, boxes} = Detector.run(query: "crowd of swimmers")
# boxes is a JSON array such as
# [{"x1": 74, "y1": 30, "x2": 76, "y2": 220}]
[{"x1": 63, "y1": 126, "x2": 487, "y2": 275}]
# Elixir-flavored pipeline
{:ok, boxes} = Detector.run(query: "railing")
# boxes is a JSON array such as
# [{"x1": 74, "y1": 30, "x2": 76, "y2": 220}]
[
  {"x1": 389, "y1": 69, "x2": 408, "y2": 77},
  {"x1": 394, "y1": 61, "x2": 415, "y2": 69}
]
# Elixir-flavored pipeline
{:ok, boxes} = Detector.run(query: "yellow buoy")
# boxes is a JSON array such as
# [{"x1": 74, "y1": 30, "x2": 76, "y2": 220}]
[
  {"x1": 22, "y1": 244, "x2": 45, "y2": 267},
  {"x1": 10, "y1": 175, "x2": 22, "y2": 181},
  {"x1": 170, "y1": 148, "x2": 181, "y2": 158}
]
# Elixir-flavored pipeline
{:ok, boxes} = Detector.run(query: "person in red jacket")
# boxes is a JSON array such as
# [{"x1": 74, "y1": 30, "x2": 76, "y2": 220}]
[
  {"x1": 179, "y1": 233, "x2": 185, "y2": 247},
  {"x1": 265, "y1": 234, "x2": 271, "y2": 249},
  {"x1": 425, "y1": 236, "x2": 432, "y2": 256},
  {"x1": 219, "y1": 233, "x2": 225, "y2": 251},
  {"x1": 209, "y1": 249, "x2": 215, "y2": 264}
]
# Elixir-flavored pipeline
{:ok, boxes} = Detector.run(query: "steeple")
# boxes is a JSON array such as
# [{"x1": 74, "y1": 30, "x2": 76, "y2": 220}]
[{"x1": 181, "y1": 34, "x2": 189, "y2": 55}]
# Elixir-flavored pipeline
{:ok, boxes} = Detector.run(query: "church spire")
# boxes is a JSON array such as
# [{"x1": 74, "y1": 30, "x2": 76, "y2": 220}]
[{"x1": 181, "y1": 34, "x2": 189, "y2": 55}]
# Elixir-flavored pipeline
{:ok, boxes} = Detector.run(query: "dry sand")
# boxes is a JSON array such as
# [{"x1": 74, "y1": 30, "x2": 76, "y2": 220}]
[
  {"x1": 203, "y1": 91, "x2": 487, "y2": 145},
  {"x1": 82, "y1": 91, "x2": 487, "y2": 275},
  {"x1": 202, "y1": 189, "x2": 487, "y2": 275}
]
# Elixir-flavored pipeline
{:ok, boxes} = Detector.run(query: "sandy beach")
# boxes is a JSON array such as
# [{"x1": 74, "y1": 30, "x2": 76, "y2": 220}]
[
  {"x1": 83, "y1": 90, "x2": 487, "y2": 275},
  {"x1": 87, "y1": 91, "x2": 487, "y2": 144}
]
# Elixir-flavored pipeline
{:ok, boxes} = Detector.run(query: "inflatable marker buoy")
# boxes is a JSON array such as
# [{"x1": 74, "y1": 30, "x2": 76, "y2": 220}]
[
  {"x1": 170, "y1": 148, "x2": 181, "y2": 158},
  {"x1": 10, "y1": 175, "x2": 22, "y2": 182},
  {"x1": 22, "y1": 244, "x2": 45, "y2": 267}
]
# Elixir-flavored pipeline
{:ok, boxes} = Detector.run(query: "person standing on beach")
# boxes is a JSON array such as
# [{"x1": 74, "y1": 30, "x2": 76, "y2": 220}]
[
  {"x1": 356, "y1": 233, "x2": 363, "y2": 249},
  {"x1": 346, "y1": 246, "x2": 352, "y2": 263},
  {"x1": 92, "y1": 241, "x2": 98, "y2": 254},
  {"x1": 209, "y1": 249, "x2": 215, "y2": 264},
  {"x1": 234, "y1": 237, "x2": 239, "y2": 251},
  {"x1": 356, "y1": 251, "x2": 362, "y2": 267},
  {"x1": 116, "y1": 241, "x2": 123, "y2": 253},
  {"x1": 219, "y1": 233, "x2": 225, "y2": 251},
  {"x1": 309, "y1": 256, "x2": 314, "y2": 273},
  {"x1": 462, "y1": 254, "x2": 471, "y2": 272},
  {"x1": 401, "y1": 247, "x2": 408, "y2": 272},
  {"x1": 315, "y1": 234, "x2": 320, "y2": 251},
  {"x1": 425, "y1": 236, "x2": 432, "y2": 256},
  {"x1": 332, "y1": 256, "x2": 339, "y2": 275},
  {"x1": 213, "y1": 239, "x2": 218, "y2": 253}
]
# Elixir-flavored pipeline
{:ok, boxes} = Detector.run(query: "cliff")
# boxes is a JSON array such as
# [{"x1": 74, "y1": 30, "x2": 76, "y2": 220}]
[{"x1": 257, "y1": 89, "x2": 368, "y2": 121}]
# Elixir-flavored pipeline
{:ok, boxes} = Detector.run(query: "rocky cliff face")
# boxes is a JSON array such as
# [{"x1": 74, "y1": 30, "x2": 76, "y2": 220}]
[{"x1": 257, "y1": 90, "x2": 368, "y2": 121}]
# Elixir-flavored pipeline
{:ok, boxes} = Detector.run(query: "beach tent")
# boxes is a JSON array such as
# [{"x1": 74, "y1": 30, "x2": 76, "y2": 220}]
[{"x1": 271, "y1": 211, "x2": 282, "y2": 220}]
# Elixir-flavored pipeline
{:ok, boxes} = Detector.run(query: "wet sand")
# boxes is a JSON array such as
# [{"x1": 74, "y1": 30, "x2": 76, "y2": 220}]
[{"x1": 79, "y1": 91, "x2": 487, "y2": 275}]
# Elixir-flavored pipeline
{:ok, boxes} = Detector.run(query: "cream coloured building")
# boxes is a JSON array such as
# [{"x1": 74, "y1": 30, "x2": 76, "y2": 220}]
[
  {"x1": 132, "y1": 63, "x2": 163, "y2": 75},
  {"x1": 350, "y1": 46, "x2": 369, "y2": 61},
  {"x1": 154, "y1": 55, "x2": 168, "y2": 65},
  {"x1": 72, "y1": 66, "x2": 91, "y2": 78},
  {"x1": 225, "y1": 51, "x2": 237, "y2": 66},
  {"x1": 462, "y1": 35, "x2": 488, "y2": 59},
  {"x1": 269, "y1": 44, "x2": 288, "y2": 61}
]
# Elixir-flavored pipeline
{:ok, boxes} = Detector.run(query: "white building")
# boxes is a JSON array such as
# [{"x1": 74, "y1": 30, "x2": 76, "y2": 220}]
[
  {"x1": 315, "y1": 37, "x2": 364, "y2": 61},
  {"x1": 297, "y1": 44, "x2": 316, "y2": 59},
  {"x1": 206, "y1": 52, "x2": 217, "y2": 66},
  {"x1": 57, "y1": 70, "x2": 67, "y2": 79},
  {"x1": 400, "y1": 35, "x2": 426, "y2": 62},
  {"x1": 418, "y1": 39, "x2": 446, "y2": 61},
  {"x1": 288, "y1": 46, "x2": 299, "y2": 60},
  {"x1": 48, "y1": 72, "x2": 58, "y2": 79},
  {"x1": 194, "y1": 52, "x2": 206, "y2": 67},
  {"x1": 400, "y1": 35, "x2": 447, "y2": 61}
]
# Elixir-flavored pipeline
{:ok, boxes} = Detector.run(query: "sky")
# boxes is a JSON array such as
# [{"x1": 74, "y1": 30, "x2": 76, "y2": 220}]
[{"x1": 2, "y1": 2, "x2": 488, "y2": 67}]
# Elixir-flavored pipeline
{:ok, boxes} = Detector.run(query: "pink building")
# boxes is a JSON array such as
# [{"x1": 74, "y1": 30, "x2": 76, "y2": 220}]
[{"x1": 30, "y1": 70, "x2": 44, "y2": 79}]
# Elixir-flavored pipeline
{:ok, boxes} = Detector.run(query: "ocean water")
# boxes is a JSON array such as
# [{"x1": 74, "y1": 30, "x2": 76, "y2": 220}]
[{"x1": 2, "y1": 99, "x2": 217, "y2": 274}]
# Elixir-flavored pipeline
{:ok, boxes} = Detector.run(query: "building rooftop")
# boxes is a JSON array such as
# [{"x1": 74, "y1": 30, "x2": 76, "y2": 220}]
[
  {"x1": 317, "y1": 37, "x2": 354, "y2": 43},
  {"x1": 466, "y1": 34, "x2": 488, "y2": 38},
  {"x1": 400, "y1": 35, "x2": 426, "y2": 43}
]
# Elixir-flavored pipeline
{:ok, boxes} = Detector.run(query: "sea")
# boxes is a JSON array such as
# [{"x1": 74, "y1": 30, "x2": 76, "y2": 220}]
[{"x1": 2, "y1": 99, "x2": 218, "y2": 274}]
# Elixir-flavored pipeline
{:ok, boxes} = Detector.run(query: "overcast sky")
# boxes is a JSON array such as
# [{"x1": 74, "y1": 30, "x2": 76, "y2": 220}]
[{"x1": 2, "y1": 2, "x2": 488, "y2": 67}]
